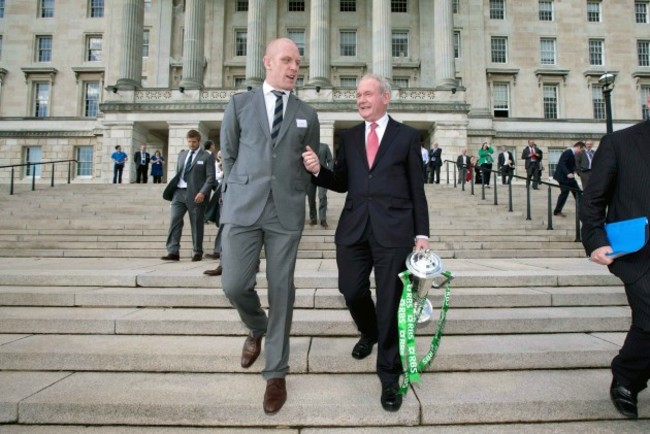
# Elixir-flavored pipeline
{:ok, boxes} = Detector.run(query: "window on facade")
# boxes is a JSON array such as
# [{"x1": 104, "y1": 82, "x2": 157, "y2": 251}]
[
  {"x1": 490, "y1": 0, "x2": 505, "y2": 19},
  {"x1": 234, "y1": 76, "x2": 245, "y2": 87},
  {"x1": 587, "y1": 1, "x2": 601, "y2": 22},
  {"x1": 235, "y1": 30, "x2": 247, "y2": 56},
  {"x1": 89, "y1": 0, "x2": 104, "y2": 17},
  {"x1": 452, "y1": 0, "x2": 459, "y2": 14},
  {"x1": 340, "y1": 31, "x2": 357, "y2": 57},
  {"x1": 236, "y1": 0, "x2": 248, "y2": 12},
  {"x1": 36, "y1": 36, "x2": 53, "y2": 62},
  {"x1": 76, "y1": 146, "x2": 94, "y2": 177},
  {"x1": 493, "y1": 82, "x2": 510, "y2": 118},
  {"x1": 637, "y1": 2, "x2": 649, "y2": 23},
  {"x1": 25, "y1": 146, "x2": 43, "y2": 177},
  {"x1": 40, "y1": 0, "x2": 55, "y2": 18},
  {"x1": 641, "y1": 85, "x2": 650, "y2": 119},
  {"x1": 539, "y1": 1, "x2": 553, "y2": 21},
  {"x1": 340, "y1": 0, "x2": 356, "y2": 12},
  {"x1": 393, "y1": 77, "x2": 409, "y2": 88},
  {"x1": 392, "y1": 31, "x2": 409, "y2": 57},
  {"x1": 33, "y1": 82, "x2": 50, "y2": 117},
  {"x1": 453, "y1": 31, "x2": 461, "y2": 58},
  {"x1": 288, "y1": 0, "x2": 305, "y2": 12},
  {"x1": 591, "y1": 85, "x2": 606, "y2": 120},
  {"x1": 540, "y1": 38, "x2": 556, "y2": 65},
  {"x1": 588, "y1": 39, "x2": 604, "y2": 66},
  {"x1": 491, "y1": 37, "x2": 507, "y2": 63},
  {"x1": 391, "y1": 0, "x2": 407, "y2": 13},
  {"x1": 543, "y1": 84, "x2": 558, "y2": 119},
  {"x1": 548, "y1": 147, "x2": 563, "y2": 177},
  {"x1": 86, "y1": 36, "x2": 102, "y2": 61},
  {"x1": 288, "y1": 30, "x2": 305, "y2": 56},
  {"x1": 143, "y1": 30, "x2": 150, "y2": 57},
  {"x1": 0, "y1": 0, "x2": 6, "y2": 18},
  {"x1": 296, "y1": 76, "x2": 304, "y2": 87},
  {"x1": 638, "y1": 40, "x2": 650, "y2": 66},
  {"x1": 84, "y1": 81, "x2": 100, "y2": 117},
  {"x1": 340, "y1": 76, "x2": 357, "y2": 88}
]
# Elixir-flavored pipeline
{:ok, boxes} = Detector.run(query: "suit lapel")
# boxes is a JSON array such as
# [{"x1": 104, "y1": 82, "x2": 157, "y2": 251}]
[
  {"x1": 274, "y1": 93, "x2": 299, "y2": 148},
  {"x1": 371, "y1": 117, "x2": 399, "y2": 170},
  {"x1": 350, "y1": 123, "x2": 369, "y2": 170},
  {"x1": 252, "y1": 88, "x2": 272, "y2": 143}
]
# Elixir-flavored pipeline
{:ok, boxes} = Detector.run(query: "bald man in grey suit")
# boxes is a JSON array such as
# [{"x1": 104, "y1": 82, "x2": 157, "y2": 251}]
[{"x1": 220, "y1": 38, "x2": 320, "y2": 415}]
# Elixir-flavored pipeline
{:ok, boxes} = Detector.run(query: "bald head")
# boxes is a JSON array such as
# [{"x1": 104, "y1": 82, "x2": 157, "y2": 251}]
[{"x1": 263, "y1": 38, "x2": 301, "y2": 91}]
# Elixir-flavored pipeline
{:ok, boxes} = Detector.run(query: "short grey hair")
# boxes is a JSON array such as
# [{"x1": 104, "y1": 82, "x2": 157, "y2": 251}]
[{"x1": 360, "y1": 74, "x2": 392, "y2": 95}]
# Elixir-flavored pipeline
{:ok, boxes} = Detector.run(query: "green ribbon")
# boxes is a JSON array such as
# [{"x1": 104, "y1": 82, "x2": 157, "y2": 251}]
[{"x1": 397, "y1": 270, "x2": 452, "y2": 395}]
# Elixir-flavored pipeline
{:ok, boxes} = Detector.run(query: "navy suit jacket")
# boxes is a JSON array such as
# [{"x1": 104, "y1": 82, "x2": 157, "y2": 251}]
[
  {"x1": 314, "y1": 116, "x2": 429, "y2": 248},
  {"x1": 580, "y1": 120, "x2": 650, "y2": 284},
  {"x1": 553, "y1": 149, "x2": 576, "y2": 183}
]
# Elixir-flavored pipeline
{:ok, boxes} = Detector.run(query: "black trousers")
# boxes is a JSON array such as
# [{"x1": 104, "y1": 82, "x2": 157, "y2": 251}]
[
  {"x1": 554, "y1": 179, "x2": 580, "y2": 213},
  {"x1": 612, "y1": 270, "x2": 650, "y2": 394},
  {"x1": 501, "y1": 167, "x2": 513, "y2": 184},
  {"x1": 526, "y1": 162, "x2": 540, "y2": 188},
  {"x1": 136, "y1": 165, "x2": 148, "y2": 183},
  {"x1": 336, "y1": 222, "x2": 412, "y2": 385}
]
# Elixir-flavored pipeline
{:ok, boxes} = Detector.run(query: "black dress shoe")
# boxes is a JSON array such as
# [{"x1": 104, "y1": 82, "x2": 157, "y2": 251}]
[
  {"x1": 204, "y1": 253, "x2": 220, "y2": 260},
  {"x1": 191, "y1": 254, "x2": 203, "y2": 262},
  {"x1": 553, "y1": 211, "x2": 566, "y2": 217},
  {"x1": 160, "y1": 253, "x2": 180, "y2": 261},
  {"x1": 309, "y1": 219, "x2": 317, "y2": 226},
  {"x1": 203, "y1": 265, "x2": 222, "y2": 276},
  {"x1": 351, "y1": 335, "x2": 377, "y2": 360},
  {"x1": 610, "y1": 378, "x2": 638, "y2": 419},
  {"x1": 380, "y1": 382, "x2": 402, "y2": 412}
]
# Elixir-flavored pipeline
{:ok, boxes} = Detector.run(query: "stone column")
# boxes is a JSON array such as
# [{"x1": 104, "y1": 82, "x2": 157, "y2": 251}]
[
  {"x1": 434, "y1": 0, "x2": 456, "y2": 89},
  {"x1": 245, "y1": 0, "x2": 267, "y2": 88},
  {"x1": 154, "y1": 0, "x2": 173, "y2": 87},
  {"x1": 308, "y1": 0, "x2": 331, "y2": 87},
  {"x1": 116, "y1": 0, "x2": 144, "y2": 89},
  {"x1": 319, "y1": 120, "x2": 335, "y2": 150},
  {"x1": 179, "y1": 0, "x2": 206, "y2": 90},
  {"x1": 372, "y1": 0, "x2": 392, "y2": 80}
]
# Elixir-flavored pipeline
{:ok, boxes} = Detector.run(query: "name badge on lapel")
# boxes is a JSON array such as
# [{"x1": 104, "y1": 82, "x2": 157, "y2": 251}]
[
  {"x1": 296, "y1": 119, "x2": 307, "y2": 128},
  {"x1": 196, "y1": 161, "x2": 204, "y2": 165}
]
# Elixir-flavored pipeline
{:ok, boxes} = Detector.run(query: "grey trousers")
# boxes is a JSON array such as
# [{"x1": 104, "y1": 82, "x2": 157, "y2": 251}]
[
  {"x1": 307, "y1": 182, "x2": 328, "y2": 223},
  {"x1": 165, "y1": 189, "x2": 205, "y2": 256},
  {"x1": 221, "y1": 194, "x2": 302, "y2": 380}
]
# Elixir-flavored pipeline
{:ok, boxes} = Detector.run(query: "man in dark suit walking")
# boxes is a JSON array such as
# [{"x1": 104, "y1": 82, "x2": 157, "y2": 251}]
[
  {"x1": 429, "y1": 142, "x2": 442, "y2": 184},
  {"x1": 220, "y1": 38, "x2": 320, "y2": 415},
  {"x1": 577, "y1": 140, "x2": 595, "y2": 190},
  {"x1": 161, "y1": 130, "x2": 215, "y2": 261},
  {"x1": 303, "y1": 74, "x2": 429, "y2": 412},
  {"x1": 522, "y1": 140, "x2": 543, "y2": 189},
  {"x1": 580, "y1": 116, "x2": 650, "y2": 419},
  {"x1": 134, "y1": 145, "x2": 151, "y2": 183},
  {"x1": 497, "y1": 145, "x2": 514, "y2": 185},
  {"x1": 552, "y1": 141, "x2": 585, "y2": 217}
]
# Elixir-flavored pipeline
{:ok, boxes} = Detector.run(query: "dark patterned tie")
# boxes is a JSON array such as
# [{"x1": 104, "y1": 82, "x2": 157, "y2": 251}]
[
  {"x1": 271, "y1": 90, "x2": 284, "y2": 145},
  {"x1": 183, "y1": 150, "x2": 195, "y2": 182}
]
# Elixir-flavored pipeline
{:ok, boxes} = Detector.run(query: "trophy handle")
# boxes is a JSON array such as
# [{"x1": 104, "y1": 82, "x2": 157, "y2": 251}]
[{"x1": 431, "y1": 272, "x2": 454, "y2": 289}]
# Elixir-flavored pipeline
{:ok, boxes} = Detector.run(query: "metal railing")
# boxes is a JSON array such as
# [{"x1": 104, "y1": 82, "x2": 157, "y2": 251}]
[
  {"x1": 443, "y1": 160, "x2": 582, "y2": 242},
  {"x1": 0, "y1": 159, "x2": 77, "y2": 195}
]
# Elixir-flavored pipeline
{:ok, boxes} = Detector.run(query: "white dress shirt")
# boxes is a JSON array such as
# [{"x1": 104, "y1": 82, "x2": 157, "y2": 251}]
[
  {"x1": 263, "y1": 81, "x2": 289, "y2": 132},
  {"x1": 176, "y1": 149, "x2": 197, "y2": 189}
]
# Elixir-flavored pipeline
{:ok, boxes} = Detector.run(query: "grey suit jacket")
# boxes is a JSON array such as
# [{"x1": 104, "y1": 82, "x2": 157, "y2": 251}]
[
  {"x1": 164, "y1": 148, "x2": 215, "y2": 203},
  {"x1": 220, "y1": 87, "x2": 320, "y2": 231}
]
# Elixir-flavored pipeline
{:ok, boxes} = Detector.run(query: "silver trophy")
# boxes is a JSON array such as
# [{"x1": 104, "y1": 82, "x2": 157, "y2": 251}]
[{"x1": 405, "y1": 250, "x2": 453, "y2": 323}]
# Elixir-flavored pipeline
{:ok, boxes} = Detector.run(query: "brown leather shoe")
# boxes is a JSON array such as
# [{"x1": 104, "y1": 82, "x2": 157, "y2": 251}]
[
  {"x1": 191, "y1": 254, "x2": 203, "y2": 262},
  {"x1": 204, "y1": 253, "x2": 220, "y2": 260},
  {"x1": 263, "y1": 378, "x2": 287, "y2": 414},
  {"x1": 160, "y1": 253, "x2": 180, "y2": 261},
  {"x1": 241, "y1": 333, "x2": 263, "y2": 368},
  {"x1": 203, "y1": 265, "x2": 222, "y2": 276}
]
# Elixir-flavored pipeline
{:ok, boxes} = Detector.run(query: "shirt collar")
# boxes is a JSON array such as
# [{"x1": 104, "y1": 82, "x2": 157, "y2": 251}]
[
  {"x1": 365, "y1": 113, "x2": 389, "y2": 130},
  {"x1": 263, "y1": 81, "x2": 287, "y2": 97}
]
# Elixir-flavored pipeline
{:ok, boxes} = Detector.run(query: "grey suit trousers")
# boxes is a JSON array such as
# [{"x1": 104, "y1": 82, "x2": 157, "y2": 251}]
[
  {"x1": 166, "y1": 189, "x2": 206, "y2": 256},
  {"x1": 221, "y1": 193, "x2": 302, "y2": 380}
]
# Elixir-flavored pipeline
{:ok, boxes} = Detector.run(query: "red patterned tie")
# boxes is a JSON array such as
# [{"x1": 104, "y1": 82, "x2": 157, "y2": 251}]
[{"x1": 367, "y1": 122, "x2": 379, "y2": 167}]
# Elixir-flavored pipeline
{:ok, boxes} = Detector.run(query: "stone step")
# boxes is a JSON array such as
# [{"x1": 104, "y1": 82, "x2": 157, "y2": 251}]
[
  {"x1": 0, "y1": 286, "x2": 627, "y2": 309},
  {"x1": 0, "y1": 333, "x2": 624, "y2": 373},
  {"x1": 0, "y1": 306, "x2": 631, "y2": 336},
  {"x1": 2, "y1": 370, "x2": 648, "y2": 426}
]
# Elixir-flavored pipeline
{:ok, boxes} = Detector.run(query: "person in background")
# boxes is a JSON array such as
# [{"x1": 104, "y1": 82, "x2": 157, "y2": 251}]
[
  {"x1": 497, "y1": 145, "x2": 514, "y2": 185},
  {"x1": 477, "y1": 142, "x2": 494, "y2": 187},
  {"x1": 577, "y1": 140, "x2": 595, "y2": 190},
  {"x1": 307, "y1": 143, "x2": 333, "y2": 228},
  {"x1": 420, "y1": 143, "x2": 430, "y2": 183},
  {"x1": 111, "y1": 145, "x2": 128, "y2": 184},
  {"x1": 134, "y1": 145, "x2": 151, "y2": 184},
  {"x1": 150, "y1": 150, "x2": 164, "y2": 184},
  {"x1": 552, "y1": 141, "x2": 585, "y2": 217},
  {"x1": 456, "y1": 149, "x2": 470, "y2": 184},
  {"x1": 429, "y1": 142, "x2": 442, "y2": 184},
  {"x1": 522, "y1": 140, "x2": 543, "y2": 190}
]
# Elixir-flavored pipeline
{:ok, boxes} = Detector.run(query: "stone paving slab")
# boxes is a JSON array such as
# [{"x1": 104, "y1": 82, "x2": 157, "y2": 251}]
[
  {"x1": 0, "y1": 335, "x2": 310, "y2": 373},
  {"x1": 0, "y1": 334, "x2": 29, "y2": 345},
  {"x1": 309, "y1": 333, "x2": 622, "y2": 373},
  {"x1": 541, "y1": 286, "x2": 627, "y2": 306},
  {"x1": 0, "y1": 307, "x2": 140, "y2": 334},
  {"x1": 18, "y1": 373, "x2": 419, "y2": 426},
  {"x1": 591, "y1": 332, "x2": 627, "y2": 347},
  {"x1": 414, "y1": 369, "x2": 650, "y2": 424},
  {"x1": 0, "y1": 371, "x2": 71, "y2": 423},
  {"x1": 0, "y1": 427, "x2": 298, "y2": 434},
  {"x1": 0, "y1": 287, "x2": 100, "y2": 306}
]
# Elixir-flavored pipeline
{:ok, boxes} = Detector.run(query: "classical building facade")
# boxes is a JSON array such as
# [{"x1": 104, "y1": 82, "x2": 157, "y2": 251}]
[{"x1": 1, "y1": 0, "x2": 649, "y2": 183}]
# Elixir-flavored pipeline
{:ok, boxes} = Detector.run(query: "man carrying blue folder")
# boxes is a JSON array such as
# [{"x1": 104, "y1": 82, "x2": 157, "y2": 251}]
[{"x1": 580, "y1": 106, "x2": 650, "y2": 419}]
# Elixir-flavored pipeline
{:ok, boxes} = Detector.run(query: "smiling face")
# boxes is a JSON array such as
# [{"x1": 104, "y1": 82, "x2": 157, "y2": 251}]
[
  {"x1": 356, "y1": 76, "x2": 390, "y2": 122},
  {"x1": 263, "y1": 38, "x2": 301, "y2": 91}
]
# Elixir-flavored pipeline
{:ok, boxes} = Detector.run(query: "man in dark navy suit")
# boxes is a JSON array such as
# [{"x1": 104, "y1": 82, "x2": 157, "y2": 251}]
[
  {"x1": 581, "y1": 110, "x2": 650, "y2": 419},
  {"x1": 302, "y1": 74, "x2": 429, "y2": 412},
  {"x1": 552, "y1": 141, "x2": 585, "y2": 217}
]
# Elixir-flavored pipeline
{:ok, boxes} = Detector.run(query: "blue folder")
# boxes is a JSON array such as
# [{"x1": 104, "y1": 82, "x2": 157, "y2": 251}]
[{"x1": 605, "y1": 216, "x2": 649, "y2": 258}]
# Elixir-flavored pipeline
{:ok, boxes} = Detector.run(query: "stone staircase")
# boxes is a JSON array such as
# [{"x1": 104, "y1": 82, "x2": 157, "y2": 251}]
[{"x1": 0, "y1": 182, "x2": 648, "y2": 432}]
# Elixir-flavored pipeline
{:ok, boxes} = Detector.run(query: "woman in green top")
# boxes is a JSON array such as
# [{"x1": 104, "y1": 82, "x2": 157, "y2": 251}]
[{"x1": 477, "y1": 142, "x2": 494, "y2": 187}]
